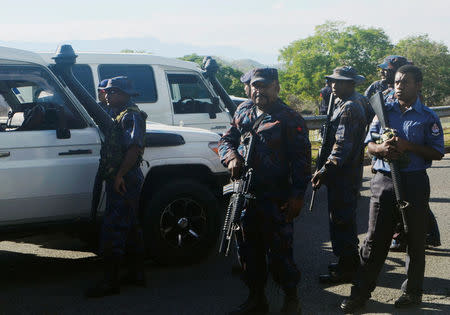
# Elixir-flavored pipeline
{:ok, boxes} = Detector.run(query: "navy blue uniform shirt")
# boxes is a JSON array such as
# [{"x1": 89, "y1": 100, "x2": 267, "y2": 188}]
[{"x1": 365, "y1": 97, "x2": 444, "y2": 172}]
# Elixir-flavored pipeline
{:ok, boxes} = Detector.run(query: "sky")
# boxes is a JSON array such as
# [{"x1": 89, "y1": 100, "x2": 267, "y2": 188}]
[{"x1": 1, "y1": 0, "x2": 449, "y2": 64}]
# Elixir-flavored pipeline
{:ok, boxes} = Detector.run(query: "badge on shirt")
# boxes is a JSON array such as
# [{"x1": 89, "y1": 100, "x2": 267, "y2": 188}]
[{"x1": 431, "y1": 123, "x2": 440, "y2": 136}]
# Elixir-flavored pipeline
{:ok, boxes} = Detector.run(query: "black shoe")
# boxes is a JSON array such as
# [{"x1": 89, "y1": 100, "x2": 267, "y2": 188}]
[
  {"x1": 425, "y1": 235, "x2": 441, "y2": 248},
  {"x1": 120, "y1": 271, "x2": 147, "y2": 287},
  {"x1": 394, "y1": 293, "x2": 421, "y2": 308},
  {"x1": 281, "y1": 288, "x2": 301, "y2": 314},
  {"x1": 319, "y1": 271, "x2": 354, "y2": 284},
  {"x1": 85, "y1": 280, "x2": 120, "y2": 298},
  {"x1": 340, "y1": 295, "x2": 367, "y2": 313},
  {"x1": 229, "y1": 290, "x2": 269, "y2": 315},
  {"x1": 328, "y1": 262, "x2": 339, "y2": 273}
]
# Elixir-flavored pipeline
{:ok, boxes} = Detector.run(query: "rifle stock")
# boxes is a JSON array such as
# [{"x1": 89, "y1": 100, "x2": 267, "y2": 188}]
[
  {"x1": 369, "y1": 92, "x2": 409, "y2": 234},
  {"x1": 309, "y1": 94, "x2": 335, "y2": 212}
]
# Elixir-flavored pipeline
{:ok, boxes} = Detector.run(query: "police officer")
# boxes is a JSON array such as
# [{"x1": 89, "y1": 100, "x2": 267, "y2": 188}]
[
  {"x1": 240, "y1": 70, "x2": 253, "y2": 99},
  {"x1": 91, "y1": 79, "x2": 112, "y2": 220},
  {"x1": 365, "y1": 55, "x2": 410, "y2": 100},
  {"x1": 86, "y1": 76, "x2": 147, "y2": 298},
  {"x1": 311, "y1": 66, "x2": 368, "y2": 284},
  {"x1": 365, "y1": 56, "x2": 441, "y2": 251},
  {"x1": 219, "y1": 68, "x2": 311, "y2": 314},
  {"x1": 319, "y1": 79, "x2": 332, "y2": 115},
  {"x1": 340, "y1": 65, "x2": 445, "y2": 312}
]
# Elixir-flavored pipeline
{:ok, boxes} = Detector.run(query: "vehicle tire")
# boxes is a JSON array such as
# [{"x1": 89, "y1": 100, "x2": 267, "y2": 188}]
[{"x1": 142, "y1": 179, "x2": 220, "y2": 265}]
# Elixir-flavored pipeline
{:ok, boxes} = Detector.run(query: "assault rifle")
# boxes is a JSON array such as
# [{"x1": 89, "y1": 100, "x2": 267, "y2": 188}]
[
  {"x1": 309, "y1": 94, "x2": 335, "y2": 212},
  {"x1": 369, "y1": 92, "x2": 409, "y2": 234},
  {"x1": 219, "y1": 132, "x2": 257, "y2": 256}
]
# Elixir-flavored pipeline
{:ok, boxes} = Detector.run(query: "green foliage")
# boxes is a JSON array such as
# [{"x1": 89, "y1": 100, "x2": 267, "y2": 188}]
[
  {"x1": 179, "y1": 54, "x2": 246, "y2": 97},
  {"x1": 394, "y1": 35, "x2": 450, "y2": 106},
  {"x1": 278, "y1": 21, "x2": 393, "y2": 105}
]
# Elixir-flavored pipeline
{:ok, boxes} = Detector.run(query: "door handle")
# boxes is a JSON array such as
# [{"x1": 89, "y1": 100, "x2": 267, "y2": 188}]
[
  {"x1": 58, "y1": 149, "x2": 92, "y2": 156},
  {"x1": 0, "y1": 151, "x2": 10, "y2": 158}
]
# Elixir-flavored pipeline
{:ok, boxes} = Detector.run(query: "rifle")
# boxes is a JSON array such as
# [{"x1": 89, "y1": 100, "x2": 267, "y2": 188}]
[
  {"x1": 219, "y1": 132, "x2": 257, "y2": 256},
  {"x1": 369, "y1": 92, "x2": 409, "y2": 234},
  {"x1": 309, "y1": 94, "x2": 335, "y2": 212}
]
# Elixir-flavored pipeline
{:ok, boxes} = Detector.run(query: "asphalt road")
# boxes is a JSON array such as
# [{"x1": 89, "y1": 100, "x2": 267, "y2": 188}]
[{"x1": 0, "y1": 155, "x2": 449, "y2": 314}]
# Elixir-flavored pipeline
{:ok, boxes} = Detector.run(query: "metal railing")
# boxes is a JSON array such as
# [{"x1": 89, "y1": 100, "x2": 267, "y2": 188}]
[{"x1": 304, "y1": 105, "x2": 450, "y2": 130}]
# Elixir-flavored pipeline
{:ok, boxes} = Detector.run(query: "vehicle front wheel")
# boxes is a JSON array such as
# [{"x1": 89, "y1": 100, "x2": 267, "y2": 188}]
[{"x1": 142, "y1": 180, "x2": 220, "y2": 265}]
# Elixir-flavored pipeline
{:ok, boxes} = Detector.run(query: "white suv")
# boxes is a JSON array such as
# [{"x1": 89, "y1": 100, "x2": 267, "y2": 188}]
[{"x1": 0, "y1": 46, "x2": 229, "y2": 264}]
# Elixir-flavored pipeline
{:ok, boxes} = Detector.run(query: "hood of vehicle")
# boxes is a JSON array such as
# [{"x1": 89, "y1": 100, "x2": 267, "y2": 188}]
[{"x1": 146, "y1": 122, "x2": 220, "y2": 143}]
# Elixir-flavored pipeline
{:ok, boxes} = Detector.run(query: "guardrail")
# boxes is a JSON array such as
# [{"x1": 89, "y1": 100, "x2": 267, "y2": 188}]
[{"x1": 304, "y1": 105, "x2": 450, "y2": 130}]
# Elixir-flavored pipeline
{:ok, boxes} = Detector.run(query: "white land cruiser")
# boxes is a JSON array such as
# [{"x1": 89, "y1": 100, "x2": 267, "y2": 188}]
[{"x1": 0, "y1": 45, "x2": 229, "y2": 264}]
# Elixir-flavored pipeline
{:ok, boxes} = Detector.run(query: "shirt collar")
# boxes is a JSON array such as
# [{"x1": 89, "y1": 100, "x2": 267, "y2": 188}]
[{"x1": 387, "y1": 96, "x2": 424, "y2": 115}]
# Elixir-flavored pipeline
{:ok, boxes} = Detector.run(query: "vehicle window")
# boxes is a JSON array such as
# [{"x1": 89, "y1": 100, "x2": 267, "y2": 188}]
[
  {"x1": 167, "y1": 73, "x2": 220, "y2": 114},
  {"x1": 72, "y1": 64, "x2": 96, "y2": 99},
  {"x1": 0, "y1": 65, "x2": 86, "y2": 132},
  {"x1": 98, "y1": 64, "x2": 157, "y2": 103}
]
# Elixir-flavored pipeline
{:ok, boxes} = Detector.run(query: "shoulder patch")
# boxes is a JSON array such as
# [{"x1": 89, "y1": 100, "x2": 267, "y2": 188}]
[{"x1": 431, "y1": 123, "x2": 440, "y2": 136}]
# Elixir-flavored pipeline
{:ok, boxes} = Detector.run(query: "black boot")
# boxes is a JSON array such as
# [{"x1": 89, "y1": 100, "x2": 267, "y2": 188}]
[
  {"x1": 120, "y1": 254, "x2": 146, "y2": 287},
  {"x1": 281, "y1": 287, "x2": 301, "y2": 314},
  {"x1": 340, "y1": 295, "x2": 367, "y2": 313},
  {"x1": 320, "y1": 255, "x2": 358, "y2": 284},
  {"x1": 85, "y1": 257, "x2": 121, "y2": 298},
  {"x1": 229, "y1": 286, "x2": 269, "y2": 315}
]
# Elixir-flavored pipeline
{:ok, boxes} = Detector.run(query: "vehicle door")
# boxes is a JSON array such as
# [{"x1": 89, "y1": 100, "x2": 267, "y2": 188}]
[
  {"x1": 165, "y1": 71, "x2": 231, "y2": 134},
  {"x1": 0, "y1": 64, "x2": 101, "y2": 225}
]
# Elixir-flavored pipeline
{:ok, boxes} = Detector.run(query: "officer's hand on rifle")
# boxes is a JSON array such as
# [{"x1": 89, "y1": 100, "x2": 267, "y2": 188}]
[
  {"x1": 228, "y1": 156, "x2": 244, "y2": 179},
  {"x1": 378, "y1": 137, "x2": 402, "y2": 160},
  {"x1": 114, "y1": 175, "x2": 127, "y2": 196},
  {"x1": 311, "y1": 168, "x2": 326, "y2": 190},
  {"x1": 284, "y1": 197, "x2": 304, "y2": 223},
  {"x1": 392, "y1": 136, "x2": 410, "y2": 153}
]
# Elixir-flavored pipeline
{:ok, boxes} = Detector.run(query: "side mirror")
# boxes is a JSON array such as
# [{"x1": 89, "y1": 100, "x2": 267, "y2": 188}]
[{"x1": 209, "y1": 97, "x2": 219, "y2": 119}]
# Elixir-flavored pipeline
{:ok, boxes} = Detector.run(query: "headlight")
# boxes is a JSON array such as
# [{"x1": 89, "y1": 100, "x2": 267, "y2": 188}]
[{"x1": 208, "y1": 141, "x2": 219, "y2": 155}]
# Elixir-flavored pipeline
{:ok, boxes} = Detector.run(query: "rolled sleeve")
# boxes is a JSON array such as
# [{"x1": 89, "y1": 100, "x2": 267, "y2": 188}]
[{"x1": 365, "y1": 116, "x2": 381, "y2": 145}]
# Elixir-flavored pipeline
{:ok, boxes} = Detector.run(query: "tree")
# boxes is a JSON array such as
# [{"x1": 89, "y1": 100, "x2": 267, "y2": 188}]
[
  {"x1": 394, "y1": 35, "x2": 450, "y2": 106},
  {"x1": 278, "y1": 21, "x2": 393, "y2": 106},
  {"x1": 179, "y1": 54, "x2": 245, "y2": 97}
]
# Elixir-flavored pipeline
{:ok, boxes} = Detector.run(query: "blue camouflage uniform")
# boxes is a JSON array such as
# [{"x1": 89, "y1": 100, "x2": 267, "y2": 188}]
[
  {"x1": 319, "y1": 85, "x2": 332, "y2": 115},
  {"x1": 321, "y1": 92, "x2": 368, "y2": 262},
  {"x1": 100, "y1": 100, "x2": 146, "y2": 258},
  {"x1": 219, "y1": 99, "x2": 311, "y2": 289},
  {"x1": 364, "y1": 80, "x2": 388, "y2": 100},
  {"x1": 351, "y1": 96, "x2": 444, "y2": 299}
]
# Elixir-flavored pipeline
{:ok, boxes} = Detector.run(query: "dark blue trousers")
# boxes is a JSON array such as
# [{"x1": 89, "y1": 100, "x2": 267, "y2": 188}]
[
  {"x1": 352, "y1": 170, "x2": 429, "y2": 297},
  {"x1": 237, "y1": 198, "x2": 301, "y2": 290},
  {"x1": 327, "y1": 180, "x2": 360, "y2": 260},
  {"x1": 100, "y1": 170, "x2": 145, "y2": 258}
]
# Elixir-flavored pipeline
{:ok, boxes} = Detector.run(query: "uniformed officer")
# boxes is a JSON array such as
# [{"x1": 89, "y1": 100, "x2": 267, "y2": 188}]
[
  {"x1": 319, "y1": 79, "x2": 332, "y2": 115},
  {"x1": 365, "y1": 56, "x2": 441, "y2": 251},
  {"x1": 97, "y1": 79, "x2": 109, "y2": 109},
  {"x1": 365, "y1": 55, "x2": 408, "y2": 99},
  {"x1": 86, "y1": 76, "x2": 147, "y2": 298},
  {"x1": 240, "y1": 70, "x2": 253, "y2": 99},
  {"x1": 91, "y1": 78, "x2": 112, "y2": 220},
  {"x1": 219, "y1": 68, "x2": 311, "y2": 314},
  {"x1": 340, "y1": 65, "x2": 445, "y2": 312},
  {"x1": 311, "y1": 66, "x2": 368, "y2": 284}
]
